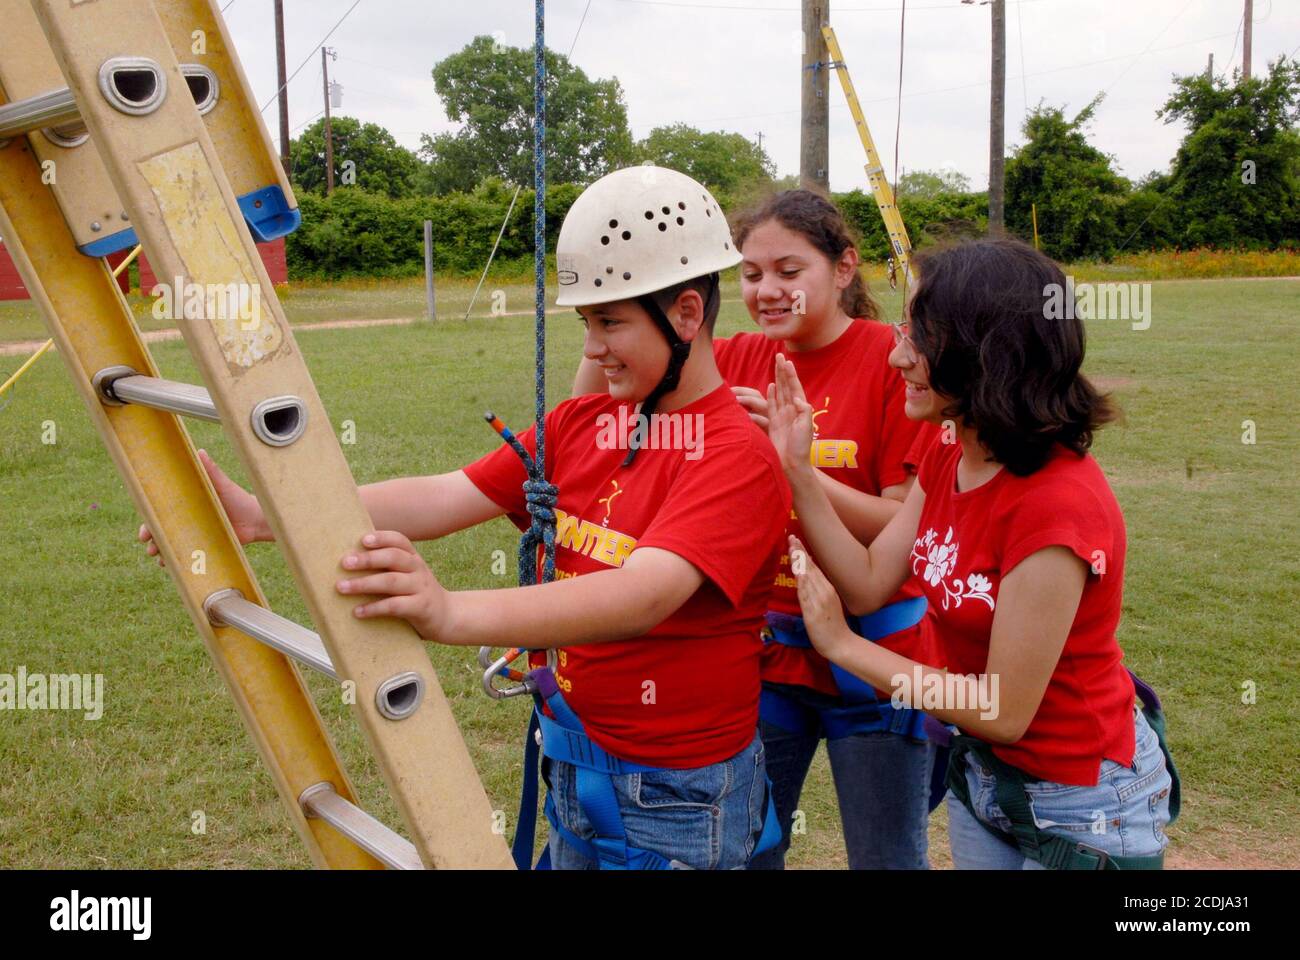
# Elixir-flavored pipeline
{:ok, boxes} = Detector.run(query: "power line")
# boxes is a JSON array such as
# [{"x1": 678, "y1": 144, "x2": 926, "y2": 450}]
[
  {"x1": 569, "y1": 0, "x2": 595, "y2": 57},
  {"x1": 1099, "y1": 0, "x2": 1194, "y2": 99},
  {"x1": 1226, "y1": 6, "x2": 1245, "y2": 75},
  {"x1": 258, "y1": 0, "x2": 364, "y2": 114},
  {"x1": 291, "y1": 109, "x2": 325, "y2": 134},
  {"x1": 636, "y1": 27, "x2": 1242, "y2": 130},
  {"x1": 607, "y1": 0, "x2": 1052, "y2": 11}
]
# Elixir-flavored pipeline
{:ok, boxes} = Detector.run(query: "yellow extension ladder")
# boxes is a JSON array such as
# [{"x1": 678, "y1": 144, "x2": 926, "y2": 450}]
[
  {"x1": 821, "y1": 25, "x2": 915, "y2": 289},
  {"x1": 0, "y1": 0, "x2": 512, "y2": 870}
]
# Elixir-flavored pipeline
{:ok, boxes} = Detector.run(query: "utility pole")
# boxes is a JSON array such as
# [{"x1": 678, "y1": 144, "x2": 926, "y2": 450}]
[
  {"x1": 274, "y1": 0, "x2": 290, "y2": 179},
  {"x1": 322, "y1": 46, "x2": 336, "y2": 195},
  {"x1": 1206, "y1": 52, "x2": 1214, "y2": 79},
  {"x1": 1242, "y1": 0, "x2": 1253, "y2": 81},
  {"x1": 800, "y1": 0, "x2": 829, "y2": 192},
  {"x1": 989, "y1": 0, "x2": 1005, "y2": 233}
]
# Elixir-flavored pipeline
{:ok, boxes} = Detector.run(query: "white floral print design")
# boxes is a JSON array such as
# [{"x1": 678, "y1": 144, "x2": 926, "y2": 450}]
[{"x1": 911, "y1": 526, "x2": 995, "y2": 611}]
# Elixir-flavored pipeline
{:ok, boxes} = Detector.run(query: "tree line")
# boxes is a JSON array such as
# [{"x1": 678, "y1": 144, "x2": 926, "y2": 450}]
[{"x1": 284, "y1": 37, "x2": 1299, "y2": 277}]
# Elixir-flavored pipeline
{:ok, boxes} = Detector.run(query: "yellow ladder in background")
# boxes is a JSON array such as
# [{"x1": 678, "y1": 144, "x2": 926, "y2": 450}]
[
  {"x1": 822, "y1": 24, "x2": 915, "y2": 290},
  {"x1": 0, "y1": 0, "x2": 512, "y2": 870}
]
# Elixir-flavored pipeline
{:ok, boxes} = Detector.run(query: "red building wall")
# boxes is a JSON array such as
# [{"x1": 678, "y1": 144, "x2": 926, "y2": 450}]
[
  {"x1": 138, "y1": 237, "x2": 287, "y2": 290},
  {"x1": 0, "y1": 237, "x2": 287, "y2": 301}
]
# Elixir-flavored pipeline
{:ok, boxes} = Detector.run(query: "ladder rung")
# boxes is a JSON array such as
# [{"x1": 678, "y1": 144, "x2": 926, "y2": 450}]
[
  {"x1": 94, "y1": 366, "x2": 219, "y2": 422},
  {"x1": 0, "y1": 88, "x2": 80, "y2": 139},
  {"x1": 0, "y1": 65, "x2": 217, "y2": 140},
  {"x1": 94, "y1": 366, "x2": 308, "y2": 447},
  {"x1": 203, "y1": 589, "x2": 338, "y2": 680},
  {"x1": 299, "y1": 782, "x2": 423, "y2": 870}
]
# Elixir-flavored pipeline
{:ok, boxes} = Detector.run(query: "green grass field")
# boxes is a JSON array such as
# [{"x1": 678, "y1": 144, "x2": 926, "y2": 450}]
[{"x1": 1, "y1": 276, "x2": 1297, "y2": 868}]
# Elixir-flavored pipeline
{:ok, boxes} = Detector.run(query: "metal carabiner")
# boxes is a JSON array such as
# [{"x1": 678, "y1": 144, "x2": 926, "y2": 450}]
[{"x1": 477, "y1": 646, "x2": 536, "y2": 699}]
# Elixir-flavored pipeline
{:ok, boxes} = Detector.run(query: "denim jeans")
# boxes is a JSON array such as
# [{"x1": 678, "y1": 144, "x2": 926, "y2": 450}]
[
  {"x1": 748, "y1": 683, "x2": 935, "y2": 870},
  {"x1": 544, "y1": 731, "x2": 768, "y2": 870},
  {"x1": 947, "y1": 706, "x2": 1174, "y2": 870}
]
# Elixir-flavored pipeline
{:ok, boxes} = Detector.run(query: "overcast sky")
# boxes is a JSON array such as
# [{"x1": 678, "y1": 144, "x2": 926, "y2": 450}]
[{"x1": 221, "y1": 0, "x2": 1300, "y2": 193}]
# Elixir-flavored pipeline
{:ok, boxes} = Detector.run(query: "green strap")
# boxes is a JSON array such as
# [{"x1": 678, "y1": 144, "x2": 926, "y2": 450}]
[{"x1": 947, "y1": 735, "x2": 1166, "y2": 871}]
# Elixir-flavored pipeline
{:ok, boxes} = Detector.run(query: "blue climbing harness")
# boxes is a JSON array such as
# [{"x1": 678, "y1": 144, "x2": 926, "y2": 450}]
[
  {"x1": 760, "y1": 595, "x2": 930, "y2": 740},
  {"x1": 510, "y1": 667, "x2": 784, "y2": 870},
  {"x1": 760, "y1": 595, "x2": 950, "y2": 811}
]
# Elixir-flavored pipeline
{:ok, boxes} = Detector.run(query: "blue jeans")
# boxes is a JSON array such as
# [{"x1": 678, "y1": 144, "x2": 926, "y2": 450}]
[
  {"x1": 544, "y1": 731, "x2": 768, "y2": 870},
  {"x1": 947, "y1": 706, "x2": 1174, "y2": 869},
  {"x1": 748, "y1": 683, "x2": 935, "y2": 870}
]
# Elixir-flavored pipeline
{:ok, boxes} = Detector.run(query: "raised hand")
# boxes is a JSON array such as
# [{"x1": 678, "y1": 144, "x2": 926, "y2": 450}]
[{"x1": 766, "y1": 354, "x2": 815, "y2": 479}]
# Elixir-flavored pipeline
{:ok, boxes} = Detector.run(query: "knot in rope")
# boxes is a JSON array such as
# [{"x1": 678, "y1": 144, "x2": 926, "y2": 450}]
[{"x1": 518, "y1": 476, "x2": 558, "y2": 586}]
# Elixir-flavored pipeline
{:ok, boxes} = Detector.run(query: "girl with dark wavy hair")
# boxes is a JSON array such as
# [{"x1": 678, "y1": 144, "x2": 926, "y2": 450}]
[{"x1": 769, "y1": 237, "x2": 1177, "y2": 869}]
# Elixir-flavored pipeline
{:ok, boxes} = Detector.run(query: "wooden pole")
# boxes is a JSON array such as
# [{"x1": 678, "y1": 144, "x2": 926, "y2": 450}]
[
  {"x1": 800, "y1": 0, "x2": 829, "y2": 191},
  {"x1": 1242, "y1": 0, "x2": 1253, "y2": 81},
  {"x1": 424, "y1": 220, "x2": 435, "y2": 322},
  {"x1": 322, "y1": 46, "x2": 334, "y2": 195},
  {"x1": 989, "y1": 0, "x2": 1006, "y2": 233},
  {"x1": 275, "y1": 0, "x2": 290, "y2": 178}
]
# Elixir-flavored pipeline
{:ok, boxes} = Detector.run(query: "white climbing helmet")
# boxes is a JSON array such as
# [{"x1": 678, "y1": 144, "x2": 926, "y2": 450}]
[{"x1": 555, "y1": 165, "x2": 742, "y2": 307}]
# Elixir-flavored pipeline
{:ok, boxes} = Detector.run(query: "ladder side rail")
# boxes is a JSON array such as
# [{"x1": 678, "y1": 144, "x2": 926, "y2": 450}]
[
  {"x1": 31, "y1": 0, "x2": 513, "y2": 869},
  {"x1": 0, "y1": 116, "x2": 379, "y2": 870}
]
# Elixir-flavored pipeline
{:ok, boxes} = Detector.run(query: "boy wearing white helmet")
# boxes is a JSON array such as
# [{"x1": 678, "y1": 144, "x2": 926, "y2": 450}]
[{"x1": 147, "y1": 166, "x2": 789, "y2": 869}]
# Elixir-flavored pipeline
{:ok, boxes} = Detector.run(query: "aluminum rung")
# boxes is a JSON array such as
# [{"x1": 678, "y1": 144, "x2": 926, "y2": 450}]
[
  {"x1": 94, "y1": 366, "x2": 219, "y2": 422},
  {"x1": 94, "y1": 366, "x2": 309, "y2": 447},
  {"x1": 299, "y1": 783, "x2": 423, "y2": 870},
  {"x1": 0, "y1": 65, "x2": 217, "y2": 139},
  {"x1": 203, "y1": 589, "x2": 338, "y2": 680}
]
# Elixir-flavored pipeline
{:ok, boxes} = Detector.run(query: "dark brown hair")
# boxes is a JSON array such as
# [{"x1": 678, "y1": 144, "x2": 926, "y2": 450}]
[
  {"x1": 732, "y1": 189, "x2": 880, "y2": 321},
  {"x1": 908, "y1": 237, "x2": 1117, "y2": 476}
]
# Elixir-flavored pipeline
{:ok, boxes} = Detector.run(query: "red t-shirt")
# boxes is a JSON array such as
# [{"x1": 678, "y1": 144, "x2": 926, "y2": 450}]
[
  {"x1": 462, "y1": 384, "x2": 790, "y2": 768},
  {"x1": 713, "y1": 319, "x2": 932, "y2": 695},
  {"x1": 914, "y1": 440, "x2": 1137, "y2": 785},
  {"x1": 904, "y1": 421, "x2": 943, "y2": 474}
]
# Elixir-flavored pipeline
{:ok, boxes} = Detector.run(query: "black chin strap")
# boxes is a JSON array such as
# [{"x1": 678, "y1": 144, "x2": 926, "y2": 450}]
[{"x1": 624, "y1": 274, "x2": 720, "y2": 467}]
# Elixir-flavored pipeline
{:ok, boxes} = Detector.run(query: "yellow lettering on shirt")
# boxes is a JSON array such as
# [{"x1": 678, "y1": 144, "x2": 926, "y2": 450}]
[
  {"x1": 554, "y1": 508, "x2": 638, "y2": 569},
  {"x1": 810, "y1": 439, "x2": 859, "y2": 469},
  {"x1": 774, "y1": 572, "x2": 798, "y2": 589}
]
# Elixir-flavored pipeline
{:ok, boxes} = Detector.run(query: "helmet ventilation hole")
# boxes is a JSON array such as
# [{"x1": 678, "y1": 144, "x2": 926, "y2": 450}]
[
  {"x1": 661, "y1": 206, "x2": 670, "y2": 215},
  {"x1": 621, "y1": 230, "x2": 631, "y2": 240},
  {"x1": 622, "y1": 271, "x2": 631, "y2": 280},
  {"x1": 594, "y1": 278, "x2": 603, "y2": 287},
  {"x1": 681, "y1": 256, "x2": 689, "y2": 265},
  {"x1": 644, "y1": 210, "x2": 654, "y2": 219},
  {"x1": 676, "y1": 217, "x2": 684, "y2": 226},
  {"x1": 658, "y1": 222, "x2": 667, "y2": 232},
  {"x1": 601, "y1": 236, "x2": 610, "y2": 245},
  {"x1": 678, "y1": 201, "x2": 686, "y2": 210},
  {"x1": 609, "y1": 219, "x2": 619, "y2": 228},
  {"x1": 606, "y1": 266, "x2": 614, "y2": 274}
]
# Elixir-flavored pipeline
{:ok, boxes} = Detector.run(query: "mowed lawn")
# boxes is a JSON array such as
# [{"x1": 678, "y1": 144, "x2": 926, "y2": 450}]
[{"x1": 0, "y1": 277, "x2": 1296, "y2": 869}]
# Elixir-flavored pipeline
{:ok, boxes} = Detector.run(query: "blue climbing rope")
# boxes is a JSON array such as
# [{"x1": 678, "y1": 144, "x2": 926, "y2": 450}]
[{"x1": 483, "y1": 0, "x2": 556, "y2": 590}]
